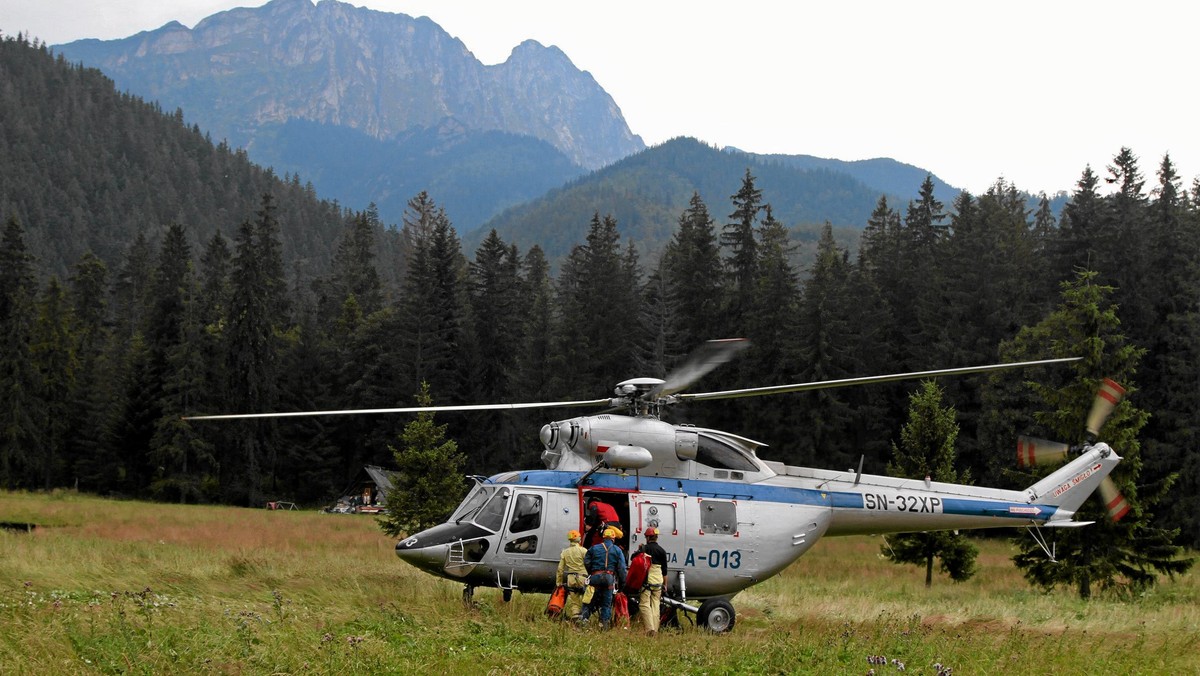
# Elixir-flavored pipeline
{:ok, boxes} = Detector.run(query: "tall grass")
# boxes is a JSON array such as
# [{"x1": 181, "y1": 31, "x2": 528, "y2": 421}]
[{"x1": 2, "y1": 490, "x2": 1196, "y2": 674}]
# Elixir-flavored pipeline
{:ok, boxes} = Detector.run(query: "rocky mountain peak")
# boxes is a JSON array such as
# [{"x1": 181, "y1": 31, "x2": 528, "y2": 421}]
[{"x1": 55, "y1": 0, "x2": 643, "y2": 169}]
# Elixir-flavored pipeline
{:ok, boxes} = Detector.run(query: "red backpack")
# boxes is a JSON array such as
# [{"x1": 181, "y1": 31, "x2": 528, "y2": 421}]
[{"x1": 625, "y1": 551, "x2": 651, "y2": 593}]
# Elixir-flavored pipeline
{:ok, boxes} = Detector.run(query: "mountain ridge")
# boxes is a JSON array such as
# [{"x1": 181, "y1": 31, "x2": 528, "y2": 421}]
[{"x1": 54, "y1": 0, "x2": 643, "y2": 170}]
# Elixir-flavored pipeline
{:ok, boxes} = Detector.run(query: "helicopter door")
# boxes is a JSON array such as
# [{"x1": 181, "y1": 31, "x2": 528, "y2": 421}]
[
  {"x1": 633, "y1": 496, "x2": 685, "y2": 588},
  {"x1": 498, "y1": 490, "x2": 552, "y2": 561}
]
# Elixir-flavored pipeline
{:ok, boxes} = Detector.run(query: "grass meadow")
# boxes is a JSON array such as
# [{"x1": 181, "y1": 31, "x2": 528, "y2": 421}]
[{"x1": 2, "y1": 490, "x2": 1197, "y2": 675}]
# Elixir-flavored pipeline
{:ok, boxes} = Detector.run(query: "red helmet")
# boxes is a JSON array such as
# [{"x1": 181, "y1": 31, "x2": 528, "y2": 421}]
[{"x1": 645, "y1": 527, "x2": 658, "y2": 537}]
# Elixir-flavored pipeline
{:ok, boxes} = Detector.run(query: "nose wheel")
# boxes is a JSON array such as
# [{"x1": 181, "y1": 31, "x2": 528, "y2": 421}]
[{"x1": 462, "y1": 585, "x2": 475, "y2": 606}]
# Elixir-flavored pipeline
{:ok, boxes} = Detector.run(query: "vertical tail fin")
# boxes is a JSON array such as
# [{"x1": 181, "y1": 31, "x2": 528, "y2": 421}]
[{"x1": 1026, "y1": 443, "x2": 1121, "y2": 519}]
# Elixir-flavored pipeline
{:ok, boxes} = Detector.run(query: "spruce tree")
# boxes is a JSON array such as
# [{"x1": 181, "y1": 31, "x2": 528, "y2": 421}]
[
  {"x1": 0, "y1": 215, "x2": 39, "y2": 488},
  {"x1": 468, "y1": 230, "x2": 525, "y2": 467},
  {"x1": 552, "y1": 213, "x2": 640, "y2": 396},
  {"x1": 795, "y1": 223, "x2": 858, "y2": 467},
  {"x1": 397, "y1": 192, "x2": 470, "y2": 405},
  {"x1": 0, "y1": 215, "x2": 35, "y2": 324},
  {"x1": 30, "y1": 277, "x2": 77, "y2": 489},
  {"x1": 662, "y1": 192, "x2": 723, "y2": 351},
  {"x1": 223, "y1": 195, "x2": 287, "y2": 505},
  {"x1": 1141, "y1": 155, "x2": 1200, "y2": 545},
  {"x1": 1004, "y1": 270, "x2": 1192, "y2": 598},
  {"x1": 881, "y1": 380, "x2": 978, "y2": 586},
  {"x1": 325, "y1": 208, "x2": 383, "y2": 319},
  {"x1": 65, "y1": 252, "x2": 112, "y2": 490},
  {"x1": 742, "y1": 205, "x2": 801, "y2": 449},
  {"x1": 721, "y1": 169, "x2": 763, "y2": 333},
  {"x1": 855, "y1": 196, "x2": 904, "y2": 374},
  {"x1": 379, "y1": 382, "x2": 468, "y2": 536},
  {"x1": 0, "y1": 285, "x2": 39, "y2": 488}
]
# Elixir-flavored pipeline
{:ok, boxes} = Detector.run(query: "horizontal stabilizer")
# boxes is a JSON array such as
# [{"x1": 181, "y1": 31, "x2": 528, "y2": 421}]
[{"x1": 1042, "y1": 520, "x2": 1095, "y2": 528}]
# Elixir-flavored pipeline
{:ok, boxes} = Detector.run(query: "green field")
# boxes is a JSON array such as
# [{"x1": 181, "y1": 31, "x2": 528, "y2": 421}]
[{"x1": 2, "y1": 490, "x2": 1197, "y2": 674}]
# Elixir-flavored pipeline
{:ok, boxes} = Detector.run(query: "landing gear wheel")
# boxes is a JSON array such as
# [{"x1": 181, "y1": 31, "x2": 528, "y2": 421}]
[
  {"x1": 462, "y1": 585, "x2": 475, "y2": 606},
  {"x1": 697, "y1": 598, "x2": 735, "y2": 633},
  {"x1": 502, "y1": 588, "x2": 513, "y2": 603}
]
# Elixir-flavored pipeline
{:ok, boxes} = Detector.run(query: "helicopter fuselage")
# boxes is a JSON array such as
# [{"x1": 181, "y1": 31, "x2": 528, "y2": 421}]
[{"x1": 395, "y1": 413, "x2": 1119, "y2": 600}]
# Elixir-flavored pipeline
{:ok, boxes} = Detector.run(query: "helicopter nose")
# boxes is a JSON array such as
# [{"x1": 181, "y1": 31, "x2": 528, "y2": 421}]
[
  {"x1": 394, "y1": 521, "x2": 491, "y2": 575},
  {"x1": 395, "y1": 536, "x2": 449, "y2": 574}
]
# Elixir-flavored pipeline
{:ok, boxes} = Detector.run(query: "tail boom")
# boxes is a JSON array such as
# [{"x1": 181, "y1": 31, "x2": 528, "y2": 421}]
[{"x1": 771, "y1": 444, "x2": 1121, "y2": 537}]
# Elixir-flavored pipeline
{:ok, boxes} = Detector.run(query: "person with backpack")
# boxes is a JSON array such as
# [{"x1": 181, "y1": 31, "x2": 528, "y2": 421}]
[
  {"x1": 578, "y1": 526, "x2": 627, "y2": 629},
  {"x1": 555, "y1": 529, "x2": 589, "y2": 620},
  {"x1": 638, "y1": 527, "x2": 669, "y2": 635},
  {"x1": 583, "y1": 497, "x2": 621, "y2": 547}
]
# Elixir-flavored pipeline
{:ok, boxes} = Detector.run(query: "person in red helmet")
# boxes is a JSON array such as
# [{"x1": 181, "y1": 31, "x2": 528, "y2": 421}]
[{"x1": 638, "y1": 526, "x2": 669, "y2": 635}]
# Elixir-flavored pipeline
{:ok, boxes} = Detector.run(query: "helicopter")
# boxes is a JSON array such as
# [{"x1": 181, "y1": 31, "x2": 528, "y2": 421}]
[{"x1": 187, "y1": 339, "x2": 1127, "y2": 633}]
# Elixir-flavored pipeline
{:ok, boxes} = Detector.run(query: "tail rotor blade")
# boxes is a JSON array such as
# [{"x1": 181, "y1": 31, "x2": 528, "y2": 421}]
[
  {"x1": 1086, "y1": 378, "x2": 1126, "y2": 438},
  {"x1": 1017, "y1": 436, "x2": 1070, "y2": 468},
  {"x1": 1098, "y1": 476, "x2": 1131, "y2": 522}
]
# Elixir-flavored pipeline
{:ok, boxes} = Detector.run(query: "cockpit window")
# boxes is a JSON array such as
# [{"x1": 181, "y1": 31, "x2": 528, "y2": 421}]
[
  {"x1": 474, "y1": 488, "x2": 510, "y2": 532},
  {"x1": 696, "y1": 436, "x2": 759, "y2": 472},
  {"x1": 509, "y1": 494, "x2": 542, "y2": 533},
  {"x1": 452, "y1": 486, "x2": 494, "y2": 523}
]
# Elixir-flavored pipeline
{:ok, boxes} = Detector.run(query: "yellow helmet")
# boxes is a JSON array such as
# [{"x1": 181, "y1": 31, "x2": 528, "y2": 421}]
[
  {"x1": 602, "y1": 527, "x2": 618, "y2": 540},
  {"x1": 567, "y1": 529, "x2": 581, "y2": 542}
]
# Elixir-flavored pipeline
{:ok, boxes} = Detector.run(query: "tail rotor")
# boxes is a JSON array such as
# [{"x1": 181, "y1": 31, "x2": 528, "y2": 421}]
[
  {"x1": 1016, "y1": 378, "x2": 1130, "y2": 521},
  {"x1": 1087, "y1": 378, "x2": 1128, "y2": 521}
]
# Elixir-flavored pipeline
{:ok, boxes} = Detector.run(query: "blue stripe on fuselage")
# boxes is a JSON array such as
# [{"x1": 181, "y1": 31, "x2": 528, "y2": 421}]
[{"x1": 494, "y1": 470, "x2": 1051, "y2": 521}]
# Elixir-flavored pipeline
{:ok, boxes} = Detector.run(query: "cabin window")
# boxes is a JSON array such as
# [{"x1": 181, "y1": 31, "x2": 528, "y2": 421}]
[
  {"x1": 509, "y1": 494, "x2": 543, "y2": 533},
  {"x1": 504, "y1": 534, "x2": 538, "y2": 554},
  {"x1": 699, "y1": 499, "x2": 737, "y2": 535},
  {"x1": 696, "y1": 436, "x2": 758, "y2": 472}
]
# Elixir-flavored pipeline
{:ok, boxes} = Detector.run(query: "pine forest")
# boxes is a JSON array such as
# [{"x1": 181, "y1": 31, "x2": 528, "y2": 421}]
[{"x1": 2, "y1": 34, "x2": 1199, "y2": 561}]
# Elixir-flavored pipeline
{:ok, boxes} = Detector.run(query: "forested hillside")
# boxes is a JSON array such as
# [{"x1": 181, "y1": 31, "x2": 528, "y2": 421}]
[
  {"x1": 250, "y1": 117, "x2": 586, "y2": 234},
  {"x1": 470, "y1": 137, "x2": 889, "y2": 263},
  {"x1": 0, "y1": 34, "x2": 398, "y2": 282},
  {"x1": 2, "y1": 33, "x2": 1199, "y2": 552}
]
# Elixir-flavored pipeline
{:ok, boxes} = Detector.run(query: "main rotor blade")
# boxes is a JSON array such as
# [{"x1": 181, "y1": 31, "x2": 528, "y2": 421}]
[
  {"x1": 677, "y1": 357, "x2": 1082, "y2": 402},
  {"x1": 183, "y1": 397, "x2": 615, "y2": 421},
  {"x1": 654, "y1": 338, "x2": 751, "y2": 397}
]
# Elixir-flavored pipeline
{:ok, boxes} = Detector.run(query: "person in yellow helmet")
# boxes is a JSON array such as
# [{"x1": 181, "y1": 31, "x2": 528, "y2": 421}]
[
  {"x1": 578, "y1": 526, "x2": 627, "y2": 628},
  {"x1": 555, "y1": 529, "x2": 588, "y2": 620}
]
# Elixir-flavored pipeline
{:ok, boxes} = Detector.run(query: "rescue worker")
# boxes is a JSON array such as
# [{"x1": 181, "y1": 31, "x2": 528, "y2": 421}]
[
  {"x1": 555, "y1": 529, "x2": 589, "y2": 620},
  {"x1": 578, "y1": 526, "x2": 627, "y2": 628},
  {"x1": 583, "y1": 497, "x2": 621, "y2": 547},
  {"x1": 638, "y1": 526, "x2": 669, "y2": 635}
]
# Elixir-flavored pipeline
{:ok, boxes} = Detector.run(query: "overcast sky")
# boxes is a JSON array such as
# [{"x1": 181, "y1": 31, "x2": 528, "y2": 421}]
[{"x1": 4, "y1": 0, "x2": 1196, "y2": 197}]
